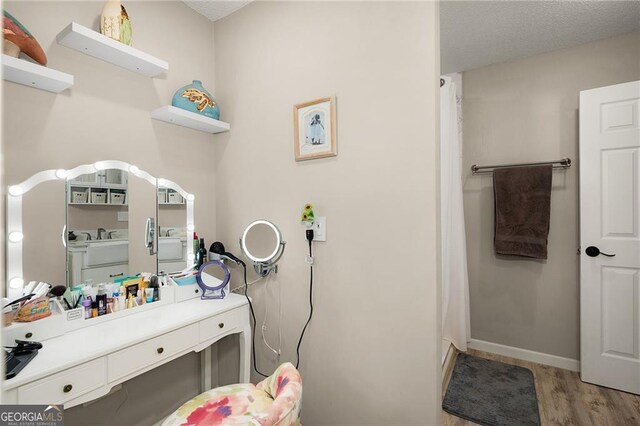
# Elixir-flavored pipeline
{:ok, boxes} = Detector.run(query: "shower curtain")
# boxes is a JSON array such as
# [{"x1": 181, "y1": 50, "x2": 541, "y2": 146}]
[{"x1": 440, "y1": 75, "x2": 471, "y2": 352}]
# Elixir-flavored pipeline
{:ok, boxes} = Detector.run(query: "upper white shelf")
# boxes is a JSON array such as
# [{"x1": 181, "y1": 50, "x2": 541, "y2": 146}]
[
  {"x1": 150, "y1": 106, "x2": 231, "y2": 134},
  {"x1": 2, "y1": 54, "x2": 74, "y2": 93},
  {"x1": 56, "y1": 22, "x2": 168, "y2": 77}
]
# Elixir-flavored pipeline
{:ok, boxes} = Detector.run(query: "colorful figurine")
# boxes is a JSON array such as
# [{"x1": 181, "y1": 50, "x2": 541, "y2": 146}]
[{"x1": 3, "y1": 10, "x2": 47, "y2": 65}]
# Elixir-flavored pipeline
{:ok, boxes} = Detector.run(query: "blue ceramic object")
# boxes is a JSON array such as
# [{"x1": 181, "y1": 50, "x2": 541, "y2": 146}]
[{"x1": 171, "y1": 80, "x2": 220, "y2": 120}]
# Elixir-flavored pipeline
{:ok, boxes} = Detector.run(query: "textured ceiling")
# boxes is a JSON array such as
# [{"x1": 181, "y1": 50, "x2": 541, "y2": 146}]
[
  {"x1": 184, "y1": 1, "x2": 639, "y2": 71},
  {"x1": 182, "y1": 0, "x2": 252, "y2": 22},
  {"x1": 441, "y1": 1, "x2": 640, "y2": 74}
]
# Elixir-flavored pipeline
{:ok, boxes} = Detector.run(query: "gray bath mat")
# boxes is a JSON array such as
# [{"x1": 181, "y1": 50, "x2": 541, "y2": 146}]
[{"x1": 443, "y1": 353, "x2": 541, "y2": 426}]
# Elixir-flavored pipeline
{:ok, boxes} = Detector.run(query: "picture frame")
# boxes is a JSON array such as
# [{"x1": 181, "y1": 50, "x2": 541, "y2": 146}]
[{"x1": 293, "y1": 96, "x2": 337, "y2": 161}]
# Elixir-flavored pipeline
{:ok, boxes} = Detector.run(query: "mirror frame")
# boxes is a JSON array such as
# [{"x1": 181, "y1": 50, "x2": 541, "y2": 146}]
[{"x1": 6, "y1": 160, "x2": 195, "y2": 299}]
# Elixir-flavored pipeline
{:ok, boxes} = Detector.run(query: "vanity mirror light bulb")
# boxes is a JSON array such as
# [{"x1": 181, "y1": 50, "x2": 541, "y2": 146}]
[
  {"x1": 8, "y1": 185, "x2": 24, "y2": 196},
  {"x1": 129, "y1": 165, "x2": 140, "y2": 174},
  {"x1": 55, "y1": 169, "x2": 68, "y2": 179},
  {"x1": 187, "y1": 224, "x2": 195, "y2": 232},
  {"x1": 8, "y1": 232, "x2": 24, "y2": 243},
  {"x1": 157, "y1": 178, "x2": 167, "y2": 187},
  {"x1": 186, "y1": 194, "x2": 195, "y2": 201},
  {"x1": 94, "y1": 161, "x2": 106, "y2": 171},
  {"x1": 9, "y1": 277, "x2": 24, "y2": 289}
]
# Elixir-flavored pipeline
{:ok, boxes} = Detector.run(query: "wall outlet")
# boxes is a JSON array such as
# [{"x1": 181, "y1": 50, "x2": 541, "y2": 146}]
[{"x1": 313, "y1": 217, "x2": 326, "y2": 242}]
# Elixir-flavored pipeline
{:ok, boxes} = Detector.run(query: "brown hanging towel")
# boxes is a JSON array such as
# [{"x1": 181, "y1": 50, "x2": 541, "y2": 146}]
[{"x1": 493, "y1": 165, "x2": 552, "y2": 259}]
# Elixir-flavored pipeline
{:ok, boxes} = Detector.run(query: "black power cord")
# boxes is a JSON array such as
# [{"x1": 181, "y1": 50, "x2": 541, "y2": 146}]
[
  {"x1": 235, "y1": 229, "x2": 315, "y2": 375},
  {"x1": 240, "y1": 261, "x2": 269, "y2": 378},
  {"x1": 295, "y1": 230, "x2": 315, "y2": 369}
]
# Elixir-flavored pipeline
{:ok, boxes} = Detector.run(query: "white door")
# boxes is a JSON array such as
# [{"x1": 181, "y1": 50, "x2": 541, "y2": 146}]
[{"x1": 580, "y1": 80, "x2": 640, "y2": 394}]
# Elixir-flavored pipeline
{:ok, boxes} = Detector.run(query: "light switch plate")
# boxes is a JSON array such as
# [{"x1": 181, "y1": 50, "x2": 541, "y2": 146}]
[{"x1": 313, "y1": 217, "x2": 326, "y2": 242}]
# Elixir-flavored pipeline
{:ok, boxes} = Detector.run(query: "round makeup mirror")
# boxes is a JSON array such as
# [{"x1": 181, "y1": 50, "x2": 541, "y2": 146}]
[
  {"x1": 197, "y1": 260, "x2": 230, "y2": 299},
  {"x1": 239, "y1": 220, "x2": 286, "y2": 277}
]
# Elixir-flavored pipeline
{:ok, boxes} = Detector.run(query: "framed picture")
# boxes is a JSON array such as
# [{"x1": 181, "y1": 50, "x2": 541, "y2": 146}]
[{"x1": 293, "y1": 96, "x2": 336, "y2": 161}]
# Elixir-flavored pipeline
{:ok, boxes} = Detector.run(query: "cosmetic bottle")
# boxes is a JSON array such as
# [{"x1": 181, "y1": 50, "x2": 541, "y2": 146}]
[
  {"x1": 193, "y1": 232, "x2": 199, "y2": 264},
  {"x1": 145, "y1": 288, "x2": 154, "y2": 303},
  {"x1": 83, "y1": 298, "x2": 92, "y2": 319},
  {"x1": 195, "y1": 238, "x2": 207, "y2": 269},
  {"x1": 111, "y1": 290, "x2": 119, "y2": 313},
  {"x1": 96, "y1": 284, "x2": 107, "y2": 316},
  {"x1": 149, "y1": 276, "x2": 160, "y2": 302},
  {"x1": 118, "y1": 292, "x2": 126, "y2": 311},
  {"x1": 91, "y1": 301, "x2": 98, "y2": 318}
]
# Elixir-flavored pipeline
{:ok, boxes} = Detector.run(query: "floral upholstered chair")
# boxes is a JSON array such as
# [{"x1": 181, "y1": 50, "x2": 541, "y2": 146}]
[{"x1": 162, "y1": 362, "x2": 302, "y2": 426}]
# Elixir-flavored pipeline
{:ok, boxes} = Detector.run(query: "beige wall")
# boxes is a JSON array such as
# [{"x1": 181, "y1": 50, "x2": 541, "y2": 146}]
[
  {"x1": 3, "y1": 0, "x2": 218, "y2": 275},
  {"x1": 462, "y1": 31, "x2": 640, "y2": 360},
  {"x1": 213, "y1": 2, "x2": 441, "y2": 424},
  {"x1": 2, "y1": 2, "x2": 217, "y2": 424},
  {"x1": 2, "y1": 1, "x2": 442, "y2": 424}
]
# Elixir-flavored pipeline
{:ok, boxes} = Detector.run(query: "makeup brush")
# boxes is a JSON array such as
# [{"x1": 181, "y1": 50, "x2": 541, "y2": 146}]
[{"x1": 49, "y1": 285, "x2": 72, "y2": 310}]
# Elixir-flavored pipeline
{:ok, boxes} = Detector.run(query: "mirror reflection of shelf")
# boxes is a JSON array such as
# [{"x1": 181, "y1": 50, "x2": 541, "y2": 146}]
[
  {"x1": 68, "y1": 170, "x2": 128, "y2": 206},
  {"x1": 158, "y1": 188, "x2": 185, "y2": 205},
  {"x1": 56, "y1": 22, "x2": 168, "y2": 77},
  {"x1": 2, "y1": 54, "x2": 74, "y2": 93},
  {"x1": 68, "y1": 187, "x2": 127, "y2": 206}
]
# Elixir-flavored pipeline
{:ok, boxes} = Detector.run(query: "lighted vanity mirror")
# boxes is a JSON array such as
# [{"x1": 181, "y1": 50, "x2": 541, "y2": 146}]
[
  {"x1": 239, "y1": 220, "x2": 286, "y2": 277},
  {"x1": 157, "y1": 182, "x2": 189, "y2": 274},
  {"x1": 5, "y1": 161, "x2": 196, "y2": 299}
]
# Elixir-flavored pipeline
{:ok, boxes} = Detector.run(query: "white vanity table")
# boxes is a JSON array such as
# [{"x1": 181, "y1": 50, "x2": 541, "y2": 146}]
[
  {"x1": 2, "y1": 294, "x2": 251, "y2": 408},
  {"x1": 4, "y1": 160, "x2": 253, "y2": 409}
]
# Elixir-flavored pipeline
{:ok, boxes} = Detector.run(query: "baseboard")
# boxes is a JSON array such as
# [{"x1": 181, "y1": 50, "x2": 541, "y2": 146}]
[
  {"x1": 442, "y1": 343, "x2": 458, "y2": 396},
  {"x1": 468, "y1": 339, "x2": 580, "y2": 372}
]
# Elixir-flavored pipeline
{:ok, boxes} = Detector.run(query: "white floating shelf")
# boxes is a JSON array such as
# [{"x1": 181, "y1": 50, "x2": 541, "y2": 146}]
[
  {"x1": 150, "y1": 106, "x2": 230, "y2": 134},
  {"x1": 2, "y1": 54, "x2": 74, "y2": 93},
  {"x1": 56, "y1": 22, "x2": 168, "y2": 77}
]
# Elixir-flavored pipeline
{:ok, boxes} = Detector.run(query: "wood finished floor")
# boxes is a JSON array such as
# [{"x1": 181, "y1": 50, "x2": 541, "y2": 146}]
[{"x1": 442, "y1": 349, "x2": 640, "y2": 426}]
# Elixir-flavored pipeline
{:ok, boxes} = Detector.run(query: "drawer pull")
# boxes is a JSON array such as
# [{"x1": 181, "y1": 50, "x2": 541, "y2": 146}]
[
  {"x1": 63, "y1": 384, "x2": 73, "y2": 393},
  {"x1": 25, "y1": 332, "x2": 33, "y2": 339},
  {"x1": 157, "y1": 347, "x2": 164, "y2": 354},
  {"x1": 218, "y1": 323, "x2": 224, "y2": 329},
  {"x1": 109, "y1": 272, "x2": 124, "y2": 278}
]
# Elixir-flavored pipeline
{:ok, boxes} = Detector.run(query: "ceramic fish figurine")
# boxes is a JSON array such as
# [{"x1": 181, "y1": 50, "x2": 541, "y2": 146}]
[
  {"x1": 2, "y1": 10, "x2": 47, "y2": 65},
  {"x1": 101, "y1": 0, "x2": 132, "y2": 45}
]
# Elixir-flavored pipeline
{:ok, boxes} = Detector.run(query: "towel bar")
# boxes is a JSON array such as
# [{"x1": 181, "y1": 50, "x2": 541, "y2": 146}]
[{"x1": 471, "y1": 158, "x2": 571, "y2": 175}]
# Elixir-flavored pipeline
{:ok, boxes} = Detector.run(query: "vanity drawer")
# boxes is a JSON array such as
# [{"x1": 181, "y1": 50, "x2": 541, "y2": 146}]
[
  {"x1": 199, "y1": 310, "x2": 243, "y2": 343},
  {"x1": 18, "y1": 358, "x2": 106, "y2": 404},
  {"x1": 107, "y1": 324, "x2": 198, "y2": 382}
]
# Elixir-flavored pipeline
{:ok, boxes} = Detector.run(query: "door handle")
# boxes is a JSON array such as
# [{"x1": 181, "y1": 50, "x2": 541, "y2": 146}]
[{"x1": 585, "y1": 246, "x2": 615, "y2": 257}]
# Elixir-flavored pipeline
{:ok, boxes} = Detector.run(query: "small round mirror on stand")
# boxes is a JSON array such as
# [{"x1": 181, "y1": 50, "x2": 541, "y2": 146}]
[
  {"x1": 239, "y1": 220, "x2": 286, "y2": 277},
  {"x1": 196, "y1": 260, "x2": 230, "y2": 299}
]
